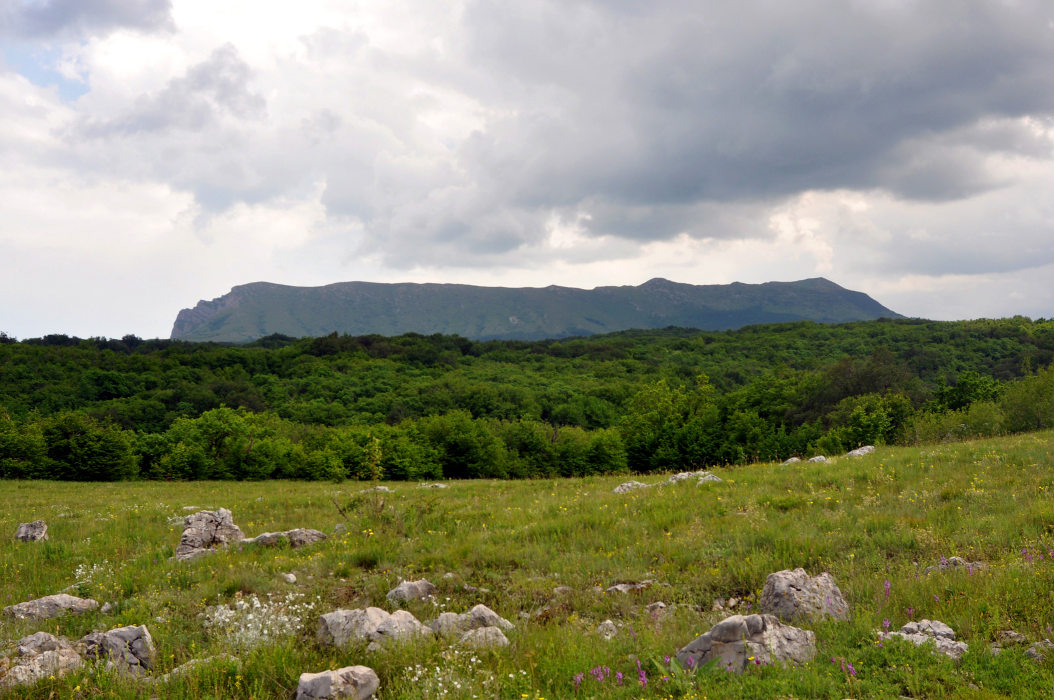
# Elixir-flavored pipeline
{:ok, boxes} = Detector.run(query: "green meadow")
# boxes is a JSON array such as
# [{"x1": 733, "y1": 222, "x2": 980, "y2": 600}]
[{"x1": 2, "y1": 431, "x2": 1054, "y2": 698}]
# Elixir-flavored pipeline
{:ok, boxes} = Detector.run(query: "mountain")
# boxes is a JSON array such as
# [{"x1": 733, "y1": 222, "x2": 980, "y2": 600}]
[{"x1": 169, "y1": 277, "x2": 902, "y2": 343}]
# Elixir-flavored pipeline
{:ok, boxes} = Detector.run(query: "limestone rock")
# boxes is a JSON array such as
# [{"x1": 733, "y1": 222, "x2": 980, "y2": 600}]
[
  {"x1": 996, "y1": 630, "x2": 1028, "y2": 646},
  {"x1": 243, "y1": 528, "x2": 327, "y2": 549},
  {"x1": 1026, "y1": 639, "x2": 1054, "y2": 662},
  {"x1": 605, "y1": 580, "x2": 654, "y2": 594},
  {"x1": 361, "y1": 486, "x2": 391, "y2": 493},
  {"x1": 845, "y1": 445, "x2": 875, "y2": 457},
  {"x1": 459, "y1": 626, "x2": 509, "y2": 649},
  {"x1": 597, "y1": 620, "x2": 618, "y2": 640},
  {"x1": 0, "y1": 633, "x2": 82, "y2": 688},
  {"x1": 280, "y1": 573, "x2": 297, "y2": 584},
  {"x1": 666, "y1": 470, "x2": 719, "y2": 484},
  {"x1": 420, "y1": 483, "x2": 448, "y2": 489},
  {"x1": 697, "y1": 473, "x2": 722, "y2": 484},
  {"x1": 676, "y1": 614, "x2": 816, "y2": 673},
  {"x1": 613, "y1": 481, "x2": 649, "y2": 494},
  {"x1": 296, "y1": 665, "x2": 379, "y2": 700},
  {"x1": 4, "y1": 593, "x2": 99, "y2": 620},
  {"x1": 781, "y1": 457, "x2": 801, "y2": 465},
  {"x1": 880, "y1": 619, "x2": 968, "y2": 660},
  {"x1": 645, "y1": 601, "x2": 668, "y2": 615},
  {"x1": 78, "y1": 625, "x2": 154, "y2": 676},
  {"x1": 760, "y1": 569, "x2": 848, "y2": 622},
  {"x1": 14, "y1": 520, "x2": 48, "y2": 542},
  {"x1": 317, "y1": 607, "x2": 432, "y2": 648},
  {"x1": 429, "y1": 604, "x2": 514, "y2": 637},
  {"x1": 176, "y1": 508, "x2": 244, "y2": 561},
  {"x1": 921, "y1": 556, "x2": 986, "y2": 575},
  {"x1": 386, "y1": 579, "x2": 436, "y2": 603},
  {"x1": 806, "y1": 455, "x2": 828, "y2": 463}
]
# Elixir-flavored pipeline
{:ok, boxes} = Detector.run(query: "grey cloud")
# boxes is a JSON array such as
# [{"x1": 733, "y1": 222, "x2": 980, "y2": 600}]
[{"x1": 1, "y1": 0, "x2": 172, "y2": 38}]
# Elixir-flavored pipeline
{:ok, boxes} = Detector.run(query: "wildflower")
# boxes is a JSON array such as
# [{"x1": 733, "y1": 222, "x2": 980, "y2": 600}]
[
  {"x1": 907, "y1": 606, "x2": 914, "y2": 619},
  {"x1": 883, "y1": 618, "x2": 890, "y2": 631},
  {"x1": 883, "y1": 578, "x2": 891, "y2": 600},
  {"x1": 572, "y1": 673, "x2": 584, "y2": 689}
]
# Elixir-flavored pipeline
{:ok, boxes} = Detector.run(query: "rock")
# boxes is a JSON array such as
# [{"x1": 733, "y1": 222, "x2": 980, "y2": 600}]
[
  {"x1": 760, "y1": 569, "x2": 849, "y2": 622},
  {"x1": 666, "y1": 470, "x2": 716, "y2": 484},
  {"x1": 921, "y1": 556, "x2": 987, "y2": 575},
  {"x1": 4, "y1": 593, "x2": 100, "y2": 620},
  {"x1": 1026, "y1": 639, "x2": 1054, "y2": 662},
  {"x1": 361, "y1": 486, "x2": 391, "y2": 493},
  {"x1": 0, "y1": 633, "x2": 82, "y2": 688},
  {"x1": 14, "y1": 520, "x2": 48, "y2": 542},
  {"x1": 243, "y1": 528, "x2": 327, "y2": 549},
  {"x1": 459, "y1": 626, "x2": 509, "y2": 649},
  {"x1": 880, "y1": 620, "x2": 968, "y2": 660},
  {"x1": 613, "y1": 481, "x2": 649, "y2": 494},
  {"x1": 597, "y1": 620, "x2": 618, "y2": 640},
  {"x1": 175, "y1": 508, "x2": 245, "y2": 561},
  {"x1": 280, "y1": 573, "x2": 297, "y2": 584},
  {"x1": 317, "y1": 607, "x2": 433, "y2": 648},
  {"x1": 386, "y1": 579, "x2": 436, "y2": 603},
  {"x1": 296, "y1": 665, "x2": 379, "y2": 700},
  {"x1": 101, "y1": 602, "x2": 116, "y2": 614},
  {"x1": 462, "y1": 583, "x2": 490, "y2": 594},
  {"x1": 806, "y1": 456, "x2": 828, "y2": 463},
  {"x1": 553, "y1": 585, "x2": 573, "y2": 595},
  {"x1": 676, "y1": 614, "x2": 816, "y2": 673},
  {"x1": 782, "y1": 457, "x2": 801, "y2": 465},
  {"x1": 996, "y1": 630, "x2": 1028, "y2": 646},
  {"x1": 182, "y1": 506, "x2": 200, "y2": 511},
  {"x1": 420, "y1": 483, "x2": 447, "y2": 489},
  {"x1": 697, "y1": 473, "x2": 722, "y2": 484},
  {"x1": 845, "y1": 445, "x2": 875, "y2": 457},
  {"x1": 77, "y1": 625, "x2": 155, "y2": 675},
  {"x1": 645, "y1": 601, "x2": 668, "y2": 616},
  {"x1": 429, "y1": 604, "x2": 514, "y2": 637},
  {"x1": 605, "y1": 580, "x2": 654, "y2": 594},
  {"x1": 333, "y1": 523, "x2": 347, "y2": 534},
  {"x1": 727, "y1": 597, "x2": 739, "y2": 609}
]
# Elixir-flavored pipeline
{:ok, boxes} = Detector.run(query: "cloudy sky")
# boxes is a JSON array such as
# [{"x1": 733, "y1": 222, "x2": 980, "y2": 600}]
[{"x1": 3, "y1": 0, "x2": 1054, "y2": 339}]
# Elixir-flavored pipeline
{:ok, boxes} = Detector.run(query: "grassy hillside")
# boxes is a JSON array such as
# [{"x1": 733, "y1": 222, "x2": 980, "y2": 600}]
[{"x1": 2, "y1": 431, "x2": 1053, "y2": 698}]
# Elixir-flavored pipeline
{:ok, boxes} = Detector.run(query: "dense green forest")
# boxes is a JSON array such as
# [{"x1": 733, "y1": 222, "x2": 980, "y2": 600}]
[{"x1": 2, "y1": 317, "x2": 1054, "y2": 482}]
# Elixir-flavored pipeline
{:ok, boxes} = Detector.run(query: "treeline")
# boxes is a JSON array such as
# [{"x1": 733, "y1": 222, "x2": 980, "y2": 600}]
[{"x1": 2, "y1": 318, "x2": 1054, "y2": 481}]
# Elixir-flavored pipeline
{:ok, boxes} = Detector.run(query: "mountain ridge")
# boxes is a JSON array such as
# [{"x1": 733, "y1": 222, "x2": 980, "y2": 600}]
[{"x1": 170, "y1": 277, "x2": 902, "y2": 343}]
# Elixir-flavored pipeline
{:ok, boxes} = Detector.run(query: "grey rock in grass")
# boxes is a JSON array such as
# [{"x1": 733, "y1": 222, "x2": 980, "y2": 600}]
[
  {"x1": 845, "y1": 445, "x2": 875, "y2": 457},
  {"x1": 459, "y1": 626, "x2": 509, "y2": 649},
  {"x1": 760, "y1": 569, "x2": 849, "y2": 622},
  {"x1": 0, "y1": 632, "x2": 82, "y2": 688},
  {"x1": 605, "y1": 580, "x2": 655, "y2": 594},
  {"x1": 361, "y1": 486, "x2": 391, "y2": 494},
  {"x1": 880, "y1": 620, "x2": 968, "y2": 660},
  {"x1": 1026, "y1": 639, "x2": 1054, "y2": 662},
  {"x1": 420, "y1": 483, "x2": 448, "y2": 489},
  {"x1": 996, "y1": 630, "x2": 1028, "y2": 646},
  {"x1": 77, "y1": 624, "x2": 155, "y2": 675},
  {"x1": 463, "y1": 583, "x2": 491, "y2": 594},
  {"x1": 386, "y1": 578, "x2": 436, "y2": 603},
  {"x1": 243, "y1": 528, "x2": 327, "y2": 549},
  {"x1": 781, "y1": 457, "x2": 802, "y2": 465},
  {"x1": 317, "y1": 607, "x2": 433, "y2": 648},
  {"x1": 921, "y1": 556, "x2": 986, "y2": 576},
  {"x1": 666, "y1": 470, "x2": 718, "y2": 485},
  {"x1": 697, "y1": 473, "x2": 722, "y2": 484},
  {"x1": 429, "y1": 604, "x2": 514, "y2": 637},
  {"x1": 645, "y1": 601, "x2": 668, "y2": 616},
  {"x1": 806, "y1": 455, "x2": 828, "y2": 463},
  {"x1": 613, "y1": 481, "x2": 649, "y2": 494},
  {"x1": 14, "y1": 520, "x2": 48, "y2": 542},
  {"x1": 333, "y1": 523, "x2": 348, "y2": 534},
  {"x1": 597, "y1": 620, "x2": 618, "y2": 640},
  {"x1": 553, "y1": 585, "x2": 573, "y2": 595},
  {"x1": 100, "y1": 602, "x2": 116, "y2": 614},
  {"x1": 175, "y1": 508, "x2": 245, "y2": 561},
  {"x1": 280, "y1": 573, "x2": 297, "y2": 584},
  {"x1": 296, "y1": 665, "x2": 379, "y2": 700},
  {"x1": 4, "y1": 593, "x2": 100, "y2": 620},
  {"x1": 676, "y1": 614, "x2": 816, "y2": 673}
]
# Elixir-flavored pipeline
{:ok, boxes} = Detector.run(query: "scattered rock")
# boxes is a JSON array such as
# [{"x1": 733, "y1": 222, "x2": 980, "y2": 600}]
[
  {"x1": 77, "y1": 625, "x2": 155, "y2": 676},
  {"x1": 597, "y1": 620, "x2": 618, "y2": 640},
  {"x1": 921, "y1": 556, "x2": 987, "y2": 575},
  {"x1": 280, "y1": 573, "x2": 297, "y2": 584},
  {"x1": 14, "y1": 520, "x2": 48, "y2": 542},
  {"x1": 996, "y1": 630, "x2": 1028, "y2": 646},
  {"x1": 553, "y1": 585, "x2": 573, "y2": 595},
  {"x1": 459, "y1": 626, "x2": 509, "y2": 649},
  {"x1": 781, "y1": 457, "x2": 801, "y2": 465},
  {"x1": 676, "y1": 614, "x2": 816, "y2": 673},
  {"x1": 645, "y1": 601, "x2": 668, "y2": 616},
  {"x1": 317, "y1": 608, "x2": 433, "y2": 648},
  {"x1": 712, "y1": 598, "x2": 726, "y2": 611},
  {"x1": 880, "y1": 620, "x2": 968, "y2": 660},
  {"x1": 760, "y1": 569, "x2": 849, "y2": 622},
  {"x1": 697, "y1": 473, "x2": 722, "y2": 484},
  {"x1": 387, "y1": 579, "x2": 436, "y2": 603},
  {"x1": 462, "y1": 583, "x2": 491, "y2": 594},
  {"x1": 613, "y1": 481, "x2": 649, "y2": 494},
  {"x1": 420, "y1": 483, "x2": 448, "y2": 489},
  {"x1": 361, "y1": 486, "x2": 391, "y2": 493},
  {"x1": 101, "y1": 602, "x2": 116, "y2": 614},
  {"x1": 296, "y1": 665, "x2": 379, "y2": 700},
  {"x1": 605, "y1": 580, "x2": 654, "y2": 594},
  {"x1": 806, "y1": 456, "x2": 828, "y2": 463},
  {"x1": 0, "y1": 632, "x2": 82, "y2": 688},
  {"x1": 243, "y1": 528, "x2": 327, "y2": 549},
  {"x1": 1026, "y1": 639, "x2": 1054, "y2": 662},
  {"x1": 429, "y1": 604, "x2": 514, "y2": 637},
  {"x1": 845, "y1": 445, "x2": 875, "y2": 457},
  {"x1": 182, "y1": 506, "x2": 200, "y2": 511},
  {"x1": 4, "y1": 594, "x2": 100, "y2": 620},
  {"x1": 175, "y1": 508, "x2": 245, "y2": 562}
]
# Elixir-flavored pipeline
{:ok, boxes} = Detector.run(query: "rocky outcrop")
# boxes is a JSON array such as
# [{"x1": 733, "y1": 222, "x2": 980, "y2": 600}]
[
  {"x1": 176, "y1": 508, "x2": 245, "y2": 561},
  {"x1": 880, "y1": 620, "x2": 968, "y2": 660},
  {"x1": 4, "y1": 594, "x2": 99, "y2": 620},
  {"x1": 845, "y1": 445, "x2": 875, "y2": 457},
  {"x1": 78, "y1": 625, "x2": 155, "y2": 676},
  {"x1": 242, "y1": 528, "x2": 327, "y2": 549},
  {"x1": 14, "y1": 520, "x2": 48, "y2": 542},
  {"x1": 0, "y1": 632, "x2": 83, "y2": 688},
  {"x1": 760, "y1": 569, "x2": 849, "y2": 622},
  {"x1": 429, "y1": 605, "x2": 514, "y2": 637},
  {"x1": 296, "y1": 665, "x2": 379, "y2": 700},
  {"x1": 386, "y1": 579, "x2": 436, "y2": 603},
  {"x1": 675, "y1": 614, "x2": 816, "y2": 673},
  {"x1": 317, "y1": 607, "x2": 433, "y2": 648}
]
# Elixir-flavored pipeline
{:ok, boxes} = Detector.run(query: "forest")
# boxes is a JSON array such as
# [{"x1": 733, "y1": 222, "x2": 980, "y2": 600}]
[{"x1": 2, "y1": 316, "x2": 1054, "y2": 482}]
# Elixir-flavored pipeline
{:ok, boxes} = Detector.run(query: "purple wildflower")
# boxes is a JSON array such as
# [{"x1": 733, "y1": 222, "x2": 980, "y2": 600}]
[
  {"x1": 615, "y1": 671, "x2": 624, "y2": 686},
  {"x1": 907, "y1": 606, "x2": 914, "y2": 619},
  {"x1": 883, "y1": 618, "x2": 891, "y2": 631},
  {"x1": 636, "y1": 658, "x2": 648, "y2": 689},
  {"x1": 883, "y1": 578, "x2": 891, "y2": 600},
  {"x1": 573, "y1": 672, "x2": 584, "y2": 690}
]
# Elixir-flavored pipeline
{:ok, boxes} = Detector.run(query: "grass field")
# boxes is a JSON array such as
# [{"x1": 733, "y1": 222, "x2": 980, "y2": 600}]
[{"x1": 2, "y1": 431, "x2": 1054, "y2": 698}]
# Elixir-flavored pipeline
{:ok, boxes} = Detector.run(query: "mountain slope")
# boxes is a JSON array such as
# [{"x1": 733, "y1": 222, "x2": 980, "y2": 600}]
[{"x1": 170, "y1": 277, "x2": 902, "y2": 342}]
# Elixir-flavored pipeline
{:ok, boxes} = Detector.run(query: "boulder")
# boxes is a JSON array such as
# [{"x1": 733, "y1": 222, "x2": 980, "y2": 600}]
[
  {"x1": 317, "y1": 607, "x2": 432, "y2": 648},
  {"x1": 781, "y1": 457, "x2": 801, "y2": 465},
  {"x1": 613, "y1": 481, "x2": 649, "y2": 494},
  {"x1": 296, "y1": 666, "x2": 379, "y2": 700},
  {"x1": 760, "y1": 569, "x2": 849, "y2": 622},
  {"x1": 386, "y1": 579, "x2": 436, "y2": 603},
  {"x1": 996, "y1": 630, "x2": 1028, "y2": 646},
  {"x1": 597, "y1": 620, "x2": 618, "y2": 640},
  {"x1": 806, "y1": 456, "x2": 828, "y2": 463},
  {"x1": 459, "y1": 626, "x2": 509, "y2": 649},
  {"x1": 697, "y1": 473, "x2": 722, "y2": 484},
  {"x1": 14, "y1": 520, "x2": 48, "y2": 542},
  {"x1": 242, "y1": 528, "x2": 327, "y2": 549},
  {"x1": 676, "y1": 614, "x2": 816, "y2": 673},
  {"x1": 845, "y1": 445, "x2": 875, "y2": 457},
  {"x1": 4, "y1": 593, "x2": 99, "y2": 620},
  {"x1": 428, "y1": 604, "x2": 514, "y2": 637},
  {"x1": 0, "y1": 633, "x2": 82, "y2": 688},
  {"x1": 77, "y1": 625, "x2": 155, "y2": 675},
  {"x1": 922, "y1": 556, "x2": 986, "y2": 575},
  {"x1": 175, "y1": 508, "x2": 245, "y2": 561},
  {"x1": 880, "y1": 620, "x2": 968, "y2": 660}
]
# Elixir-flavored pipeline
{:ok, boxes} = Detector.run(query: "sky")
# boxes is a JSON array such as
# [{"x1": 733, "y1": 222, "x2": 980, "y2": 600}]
[{"x1": 3, "y1": 0, "x2": 1054, "y2": 340}]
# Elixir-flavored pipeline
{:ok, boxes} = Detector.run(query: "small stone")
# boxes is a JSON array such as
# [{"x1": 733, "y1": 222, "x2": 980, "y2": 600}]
[
  {"x1": 14, "y1": 520, "x2": 48, "y2": 542},
  {"x1": 296, "y1": 665, "x2": 379, "y2": 700},
  {"x1": 1, "y1": 633, "x2": 82, "y2": 688},
  {"x1": 727, "y1": 597, "x2": 739, "y2": 609},
  {"x1": 996, "y1": 630, "x2": 1028, "y2": 646},
  {"x1": 597, "y1": 620, "x2": 618, "y2": 640},
  {"x1": 697, "y1": 473, "x2": 722, "y2": 484},
  {"x1": 281, "y1": 573, "x2": 297, "y2": 584},
  {"x1": 806, "y1": 455, "x2": 828, "y2": 463},
  {"x1": 921, "y1": 556, "x2": 987, "y2": 576},
  {"x1": 645, "y1": 601, "x2": 667, "y2": 615},
  {"x1": 101, "y1": 602, "x2": 116, "y2": 614},
  {"x1": 553, "y1": 585, "x2": 573, "y2": 595},
  {"x1": 845, "y1": 445, "x2": 875, "y2": 457},
  {"x1": 1026, "y1": 639, "x2": 1054, "y2": 662},
  {"x1": 420, "y1": 483, "x2": 448, "y2": 489},
  {"x1": 613, "y1": 481, "x2": 649, "y2": 494},
  {"x1": 605, "y1": 580, "x2": 654, "y2": 594},
  {"x1": 333, "y1": 523, "x2": 347, "y2": 534}
]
